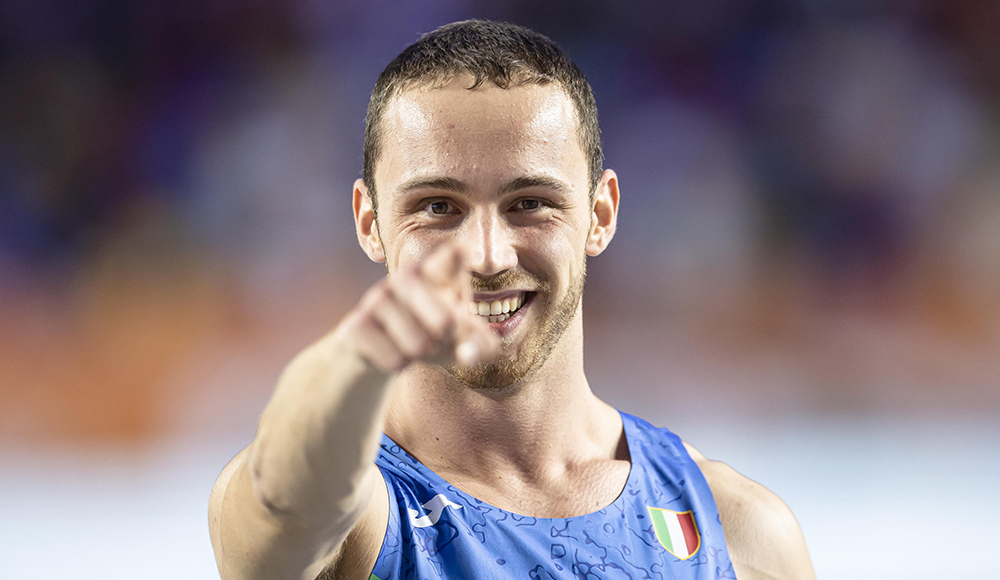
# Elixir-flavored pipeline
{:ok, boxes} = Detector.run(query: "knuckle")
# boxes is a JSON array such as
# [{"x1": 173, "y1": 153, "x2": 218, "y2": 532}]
[
  {"x1": 420, "y1": 309, "x2": 448, "y2": 340},
  {"x1": 343, "y1": 311, "x2": 375, "y2": 340},
  {"x1": 352, "y1": 307, "x2": 381, "y2": 332},
  {"x1": 375, "y1": 283, "x2": 395, "y2": 302},
  {"x1": 401, "y1": 264, "x2": 422, "y2": 281}
]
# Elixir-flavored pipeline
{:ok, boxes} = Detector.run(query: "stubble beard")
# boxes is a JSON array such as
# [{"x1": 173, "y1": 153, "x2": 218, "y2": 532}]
[{"x1": 446, "y1": 260, "x2": 587, "y2": 392}]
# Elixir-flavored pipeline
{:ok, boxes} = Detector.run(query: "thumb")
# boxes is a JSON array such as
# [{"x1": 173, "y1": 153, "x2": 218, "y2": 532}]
[{"x1": 454, "y1": 313, "x2": 499, "y2": 366}]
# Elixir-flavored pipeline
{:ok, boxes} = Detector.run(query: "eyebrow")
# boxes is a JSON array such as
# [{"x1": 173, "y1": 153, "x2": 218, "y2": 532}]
[
  {"x1": 497, "y1": 175, "x2": 570, "y2": 196},
  {"x1": 397, "y1": 175, "x2": 571, "y2": 197},
  {"x1": 398, "y1": 176, "x2": 469, "y2": 196}
]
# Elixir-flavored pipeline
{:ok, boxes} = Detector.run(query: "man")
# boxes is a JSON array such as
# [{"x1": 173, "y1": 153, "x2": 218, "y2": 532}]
[{"x1": 209, "y1": 20, "x2": 815, "y2": 580}]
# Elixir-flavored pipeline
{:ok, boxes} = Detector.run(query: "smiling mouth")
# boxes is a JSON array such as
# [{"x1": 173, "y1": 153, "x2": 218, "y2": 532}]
[{"x1": 468, "y1": 291, "x2": 534, "y2": 323}]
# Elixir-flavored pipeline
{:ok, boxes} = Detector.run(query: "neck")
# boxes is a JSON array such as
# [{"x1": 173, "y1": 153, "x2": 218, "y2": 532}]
[{"x1": 385, "y1": 316, "x2": 619, "y2": 479}]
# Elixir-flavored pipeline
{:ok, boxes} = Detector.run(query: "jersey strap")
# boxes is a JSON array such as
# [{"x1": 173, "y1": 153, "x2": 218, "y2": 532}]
[{"x1": 370, "y1": 411, "x2": 735, "y2": 579}]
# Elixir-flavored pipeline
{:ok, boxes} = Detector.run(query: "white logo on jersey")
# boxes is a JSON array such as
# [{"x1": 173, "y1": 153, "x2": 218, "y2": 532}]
[{"x1": 407, "y1": 494, "x2": 462, "y2": 528}]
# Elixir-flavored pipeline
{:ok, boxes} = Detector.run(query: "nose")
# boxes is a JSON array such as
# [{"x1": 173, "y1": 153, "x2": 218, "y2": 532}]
[{"x1": 463, "y1": 209, "x2": 518, "y2": 278}]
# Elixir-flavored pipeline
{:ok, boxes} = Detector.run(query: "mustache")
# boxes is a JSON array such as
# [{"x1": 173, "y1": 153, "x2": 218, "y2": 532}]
[{"x1": 469, "y1": 270, "x2": 548, "y2": 293}]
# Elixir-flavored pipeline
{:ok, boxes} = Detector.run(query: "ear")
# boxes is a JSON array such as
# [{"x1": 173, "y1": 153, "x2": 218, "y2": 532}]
[
  {"x1": 353, "y1": 179, "x2": 386, "y2": 263},
  {"x1": 586, "y1": 169, "x2": 620, "y2": 257}
]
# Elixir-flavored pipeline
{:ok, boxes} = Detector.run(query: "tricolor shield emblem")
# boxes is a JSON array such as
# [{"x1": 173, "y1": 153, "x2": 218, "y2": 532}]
[{"x1": 647, "y1": 507, "x2": 701, "y2": 560}]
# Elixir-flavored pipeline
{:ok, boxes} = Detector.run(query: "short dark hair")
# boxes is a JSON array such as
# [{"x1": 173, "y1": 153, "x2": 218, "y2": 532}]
[{"x1": 363, "y1": 19, "x2": 603, "y2": 213}]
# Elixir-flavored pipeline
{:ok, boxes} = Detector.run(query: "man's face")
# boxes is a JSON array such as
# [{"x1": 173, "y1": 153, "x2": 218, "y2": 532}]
[{"x1": 370, "y1": 75, "x2": 595, "y2": 390}]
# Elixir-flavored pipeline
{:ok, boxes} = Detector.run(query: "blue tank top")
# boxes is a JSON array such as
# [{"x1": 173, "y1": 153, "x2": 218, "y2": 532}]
[{"x1": 370, "y1": 412, "x2": 735, "y2": 579}]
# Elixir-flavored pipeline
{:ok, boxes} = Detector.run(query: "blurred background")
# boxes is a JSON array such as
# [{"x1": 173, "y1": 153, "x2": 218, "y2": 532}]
[{"x1": 1, "y1": 0, "x2": 998, "y2": 577}]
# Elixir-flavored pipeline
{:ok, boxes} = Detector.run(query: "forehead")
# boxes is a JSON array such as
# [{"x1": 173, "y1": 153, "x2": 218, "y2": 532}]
[{"x1": 376, "y1": 76, "x2": 588, "y2": 192}]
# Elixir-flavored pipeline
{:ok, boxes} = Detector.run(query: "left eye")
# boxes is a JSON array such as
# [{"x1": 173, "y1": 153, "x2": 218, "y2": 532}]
[
  {"x1": 427, "y1": 200, "x2": 451, "y2": 215},
  {"x1": 515, "y1": 199, "x2": 541, "y2": 210}
]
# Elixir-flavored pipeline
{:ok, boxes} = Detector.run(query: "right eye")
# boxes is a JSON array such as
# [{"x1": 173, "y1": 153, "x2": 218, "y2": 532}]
[{"x1": 426, "y1": 200, "x2": 454, "y2": 215}]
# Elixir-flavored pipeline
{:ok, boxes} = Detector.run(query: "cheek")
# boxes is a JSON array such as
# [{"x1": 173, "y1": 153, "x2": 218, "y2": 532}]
[
  {"x1": 388, "y1": 236, "x2": 431, "y2": 270},
  {"x1": 541, "y1": 210, "x2": 591, "y2": 253},
  {"x1": 518, "y1": 221, "x2": 588, "y2": 282},
  {"x1": 383, "y1": 221, "x2": 452, "y2": 270}
]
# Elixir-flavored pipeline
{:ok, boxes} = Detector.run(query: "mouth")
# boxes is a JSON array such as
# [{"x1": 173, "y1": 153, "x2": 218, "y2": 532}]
[{"x1": 468, "y1": 291, "x2": 535, "y2": 324}]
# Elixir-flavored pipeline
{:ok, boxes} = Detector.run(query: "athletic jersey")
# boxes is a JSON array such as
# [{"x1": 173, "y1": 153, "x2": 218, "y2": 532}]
[{"x1": 370, "y1": 412, "x2": 735, "y2": 579}]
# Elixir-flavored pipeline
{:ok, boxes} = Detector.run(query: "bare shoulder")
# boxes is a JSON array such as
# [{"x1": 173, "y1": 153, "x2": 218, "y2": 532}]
[
  {"x1": 683, "y1": 442, "x2": 816, "y2": 580},
  {"x1": 208, "y1": 446, "x2": 250, "y2": 562}
]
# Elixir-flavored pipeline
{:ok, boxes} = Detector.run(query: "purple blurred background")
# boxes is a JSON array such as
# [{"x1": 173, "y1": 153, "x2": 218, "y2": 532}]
[{"x1": 1, "y1": 1, "x2": 998, "y2": 578}]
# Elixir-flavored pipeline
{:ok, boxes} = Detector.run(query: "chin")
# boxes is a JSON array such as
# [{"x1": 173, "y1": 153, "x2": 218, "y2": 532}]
[
  {"x1": 445, "y1": 321, "x2": 562, "y2": 392},
  {"x1": 446, "y1": 354, "x2": 532, "y2": 392},
  {"x1": 449, "y1": 261, "x2": 586, "y2": 392}
]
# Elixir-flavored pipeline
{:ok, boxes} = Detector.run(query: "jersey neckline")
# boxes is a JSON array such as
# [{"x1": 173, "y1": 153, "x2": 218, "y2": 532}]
[{"x1": 380, "y1": 410, "x2": 639, "y2": 521}]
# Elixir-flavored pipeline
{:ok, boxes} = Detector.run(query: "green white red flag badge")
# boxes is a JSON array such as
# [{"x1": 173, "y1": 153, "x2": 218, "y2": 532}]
[{"x1": 647, "y1": 506, "x2": 701, "y2": 560}]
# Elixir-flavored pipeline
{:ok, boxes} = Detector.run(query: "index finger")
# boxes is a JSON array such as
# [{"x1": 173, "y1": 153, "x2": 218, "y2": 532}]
[{"x1": 418, "y1": 242, "x2": 468, "y2": 289}]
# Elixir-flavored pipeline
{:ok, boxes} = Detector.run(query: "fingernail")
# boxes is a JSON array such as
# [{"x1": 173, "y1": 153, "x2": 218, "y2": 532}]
[{"x1": 456, "y1": 340, "x2": 479, "y2": 365}]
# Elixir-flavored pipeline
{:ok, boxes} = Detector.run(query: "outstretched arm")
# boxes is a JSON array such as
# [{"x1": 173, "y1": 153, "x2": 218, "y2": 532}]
[{"x1": 208, "y1": 243, "x2": 496, "y2": 580}]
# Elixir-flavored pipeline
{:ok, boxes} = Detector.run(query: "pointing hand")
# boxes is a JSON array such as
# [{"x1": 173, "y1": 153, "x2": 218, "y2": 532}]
[{"x1": 340, "y1": 243, "x2": 499, "y2": 373}]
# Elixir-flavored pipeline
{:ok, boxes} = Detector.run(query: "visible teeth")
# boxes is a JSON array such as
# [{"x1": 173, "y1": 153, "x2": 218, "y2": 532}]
[{"x1": 472, "y1": 294, "x2": 525, "y2": 319}]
